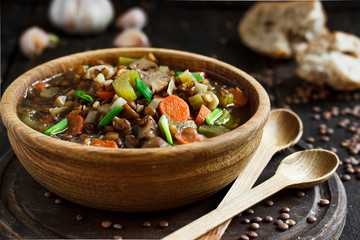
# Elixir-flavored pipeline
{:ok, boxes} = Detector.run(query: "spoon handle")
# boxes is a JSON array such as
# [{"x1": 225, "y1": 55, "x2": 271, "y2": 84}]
[
  {"x1": 162, "y1": 174, "x2": 289, "y2": 240},
  {"x1": 198, "y1": 140, "x2": 276, "y2": 240}
]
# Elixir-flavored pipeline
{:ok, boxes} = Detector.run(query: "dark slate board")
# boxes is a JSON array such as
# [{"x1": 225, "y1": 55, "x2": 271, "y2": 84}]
[{"x1": 0, "y1": 141, "x2": 346, "y2": 239}]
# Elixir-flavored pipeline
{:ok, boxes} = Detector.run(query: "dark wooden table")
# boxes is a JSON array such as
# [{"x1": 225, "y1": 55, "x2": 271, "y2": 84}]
[{"x1": 1, "y1": 1, "x2": 359, "y2": 239}]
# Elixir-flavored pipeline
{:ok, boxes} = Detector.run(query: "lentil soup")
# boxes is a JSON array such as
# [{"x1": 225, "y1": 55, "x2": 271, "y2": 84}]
[{"x1": 18, "y1": 53, "x2": 250, "y2": 148}]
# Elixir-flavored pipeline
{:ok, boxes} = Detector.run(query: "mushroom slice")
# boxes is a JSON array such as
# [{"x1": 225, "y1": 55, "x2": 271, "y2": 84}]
[
  {"x1": 142, "y1": 137, "x2": 170, "y2": 148},
  {"x1": 129, "y1": 59, "x2": 158, "y2": 77},
  {"x1": 143, "y1": 71, "x2": 171, "y2": 93}
]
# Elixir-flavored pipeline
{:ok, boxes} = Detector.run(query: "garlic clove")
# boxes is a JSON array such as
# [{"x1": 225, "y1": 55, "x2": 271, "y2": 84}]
[
  {"x1": 113, "y1": 29, "x2": 150, "y2": 47},
  {"x1": 49, "y1": 0, "x2": 114, "y2": 34},
  {"x1": 115, "y1": 7, "x2": 148, "y2": 29},
  {"x1": 19, "y1": 26, "x2": 59, "y2": 59}
]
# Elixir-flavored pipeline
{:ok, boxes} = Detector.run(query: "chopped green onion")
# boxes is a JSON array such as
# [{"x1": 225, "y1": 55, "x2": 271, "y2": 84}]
[
  {"x1": 135, "y1": 77, "x2": 152, "y2": 102},
  {"x1": 198, "y1": 125, "x2": 230, "y2": 138},
  {"x1": 206, "y1": 108, "x2": 223, "y2": 125},
  {"x1": 159, "y1": 115, "x2": 173, "y2": 145},
  {"x1": 98, "y1": 106, "x2": 124, "y2": 126},
  {"x1": 175, "y1": 71, "x2": 203, "y2": 81},
  {"x1": 44, "y1": 118, "x2": 68, "y2": 136},
  {"x1": 214, "y1": 109, "x2": 231, "y2": 125},
  {"x1": 119, "y1": 57, "x2": 136, "y2": 66},
  {"x1": 75, "y1": 91, "x2": 93, "y2": 102}
]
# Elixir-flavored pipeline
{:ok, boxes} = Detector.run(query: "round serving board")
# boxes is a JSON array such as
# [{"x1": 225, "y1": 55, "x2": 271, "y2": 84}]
[{"x1": 0, "y1": 142, "x2": 346, "y2": 239}]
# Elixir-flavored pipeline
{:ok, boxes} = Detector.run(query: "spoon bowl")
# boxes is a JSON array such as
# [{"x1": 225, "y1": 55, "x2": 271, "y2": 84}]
[
  {"x1": 263, "y1": 108, "x2": 303, "y2": 150},
  {"x1": 277, "y1": 149, "x2": 339, "y2": 188}
]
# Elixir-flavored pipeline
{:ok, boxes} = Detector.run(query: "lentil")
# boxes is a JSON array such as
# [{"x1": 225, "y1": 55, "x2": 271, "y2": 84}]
[
  {"x1": 160, "y1": 221, "x2": 169, "y2": 228},
  {"x1": 296, "y1": 191, "x2": 305, "y2": 197},
  {"x1": 312, "y1": 114, "x2": 320, "y2": 120},
  {"x1": 278, "y1": 223, "x2": 289, "y2": 231},
  {"x1": 76, "y1": 214, "x2": 84, "y2": 221},
  {"x1": 240, "y1": 235, "x2": 250, "y2": 240},
  {"x1": 275, "y1": 219, "x2": 283, "y2": 225},
  {"x1": 250, "y1": 223, "x2": 260, "y2": 230},
  {"x1": 55, "y1": 198, "x2": 63, "y2": 204},
  {"x1": 113, "y1": 236, "x2": 123, "y2": 240},
  {"x1": 245, "y1": 209, "x2": 255, "y2": 215},
  {"x1": 101, "y1": 220, "x2": 113, "y2": 228},
  {"x1": 307, "y1": 216, "x2": 317, "y2": 223},
  {"x1": 319, "y1": 199, "x2": 330, "y2": 206},
  {"x1": 280, "y1": 207, "x2": 290, "y2": 213},
  {"x1": 242, "y1": 219, "x2": 251, "y2": 224},
  {"x1": 306, "y1": 137, "x2": 315, "y2": 143},
  {"x1": 142, "y1": 221, "x2": 151, "y2": 227},
  {"x1": 286, "y1": 219, "x2": 296, "y2": 226},
  {"x1": 264, "y1": 216, "x2": 273, "y2": 222},
  {"x1": 342, "y1": 174, "x2": 351, "y2": 181},
  {"x1": 247, "y1": 231, "x2": 258, "y2": 238},
  {"x1": 253, "y1": 217, "x2": 262, "y2": 223},
  {"x1": 113, "y1": 223, "x2": 123, "y2": 230},
  {"x1": 321, "y1": 136, "x2": 330, "y2": 142},
  {"x1": 265, "y1": 200, "x2": 274, "y2": 206},
  {"x1": 44, "y1": 191, "x2": 53, "y2": 198},
  {"x1": 280, "y1": 213, "x2": 290, "y2": 220}
]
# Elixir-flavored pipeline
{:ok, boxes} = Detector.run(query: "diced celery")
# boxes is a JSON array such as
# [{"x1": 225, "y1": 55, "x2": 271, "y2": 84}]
[
  {"x1": 189, "y1": 94, "x2": 205, "y2": 110},
  {"x1": 178, "y1": 69, "x2": 196, "y2": 85},
  {"x1": 119, "y1": 57, "x2": 136, "y2": 66},
  {"x1": 214, "y1": 109, "x2": 231, "y2": 125},
  {"x1": 148, "y1": 98, "x2": 162, "y2": 109},
  {"x1": 159, "y1": 66, "x2": 170, "y2": 72},
  {"x1": 218, "y1": 92, "x2": 234, "y2": 107},
  {"x1": 198, "y1": 125, "x2": 230, "y2": 138},
  {"x1": 206, "y1": 108, "x2": 223, "y2": 125},
  {"x1": 112, "y1": 70, "x2": 139, "y2": 101}
]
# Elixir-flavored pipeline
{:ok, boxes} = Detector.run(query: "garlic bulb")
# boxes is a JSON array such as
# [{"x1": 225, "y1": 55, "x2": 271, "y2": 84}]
[
  {"x1": 19, "y1": 26, "x2": 59, "y2": 59},
  {"x1": 113, "y1": 29, "x2": 150, "y2": 47},
  {"x1": 115, "y1": 7, "x2": 148, "y2": 29},
  {"x1": 49, "y1": 0, "x2": 114, "y2": 34}
]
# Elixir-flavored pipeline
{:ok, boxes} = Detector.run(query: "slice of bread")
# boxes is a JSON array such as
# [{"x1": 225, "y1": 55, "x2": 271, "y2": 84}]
[
  {"x1": 238, "y1": 1, "x2": 327, "y2": 59},
  {"x1": 296, "y1": 31, "x2": 360, "y2": 91}
]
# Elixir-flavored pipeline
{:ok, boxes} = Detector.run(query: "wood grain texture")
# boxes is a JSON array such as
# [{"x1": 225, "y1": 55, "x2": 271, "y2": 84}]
[
  {"x1": 0, "y1": 144, "x2": 346, "y2": 240},
  {"x1": 1, "y1": 48, "x2": 270, "y2": 212},
  {"x1": 199, "y1": 108, "x2": 303, "y2": 240},
  {"x1": 164, "y1": 149, "x2": 339, "y2": 240}
]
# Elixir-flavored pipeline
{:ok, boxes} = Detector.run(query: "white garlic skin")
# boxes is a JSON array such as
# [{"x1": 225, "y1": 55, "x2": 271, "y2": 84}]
[
  {"x1": 113, "y1": 29, "x2": 150, "y2": 47},
  {"x1": 19, "y1": 26, "x2": 51, "y2": 58},
  {"x1": 115, "y1": 7, "x2": 148, "y2": 29},
  {"x1": 49, "y1": 0, "x2": 114, "y2": 34}
]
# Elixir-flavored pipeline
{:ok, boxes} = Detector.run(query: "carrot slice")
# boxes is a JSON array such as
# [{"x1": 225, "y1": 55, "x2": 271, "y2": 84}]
[
  {"x1": 96, "y1": 88, "x2": 115, "y2": 100},
  {"x1": 34, "y1": 82, "x2": 49, "y2": 90},
  {"x1": 66, "y1": 114, "x2": 84, "y2": 136},
  {"x1": 195, "y1": 105, "x2": 211, "y2": 126},
  {"x1": 89, "y1": 139, "x2": 117, "y2": 148},
  {"x1": 175, "y1": 127, "x2": 204, "y2": 144},
  {"x1": 158, "y1": 95, "x2": 190, "y2": 122},
  {"x1": 227, "y1": 88, "x2": 247, "y2": 107}
]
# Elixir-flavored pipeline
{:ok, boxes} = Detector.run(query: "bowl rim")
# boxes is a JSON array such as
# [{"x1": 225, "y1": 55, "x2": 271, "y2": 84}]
[{"x1": 1, "y1": 47, "x2": 270, "y2": 165}]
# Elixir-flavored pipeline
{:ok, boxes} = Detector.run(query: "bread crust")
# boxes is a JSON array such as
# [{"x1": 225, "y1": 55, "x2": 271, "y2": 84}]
[
  {"x1": 238, "y1": 1, "x2": 327, "y2": 59},
  {"x1": 296, "y1": 31, "x2": 360, "y2": 91}
]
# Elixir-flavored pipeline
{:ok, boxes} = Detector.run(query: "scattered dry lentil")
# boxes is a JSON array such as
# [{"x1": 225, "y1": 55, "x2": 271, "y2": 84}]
[
  {"x1": 76, "y1": 214, "x2": 84, "y2": 221},
  {"x1": 142, "y1": 221, "x2": 151, "y2": 227},
  {"x1": 285, "y1": 219, "x2": 296, "y2": 227},
  {"x1": 342, "y1": 174, "x2": 351, "y2": 181},
  {"x1": 101, "y1": 220, "x2": 112, "y2": 228},
  {"x1": 55, "y1": 198, "x2": 63, "y2": 204},
  {"x1": 264, "y1": 216, "x2": 273, "y2": 222},
  {"x1": 242, "y1": 219, "x2": 251, "y2": 224},
  {"x1": 296, "y1": 191, "x2": 305, "y2": 197},
  {"x1": 280, "y1": 213, "x2": 290, "y2": 220},
  {"x1": 280, "y1": 207, "x2": 290, "y2": 213},
  {"x1": 44, "y1": 191, "x2": 53, "y2": 198},
  {"x1": 240, "y1": 235, "x2": 250, "y2": 240},
  {"x1": 250, "y1": 223, "x2": 259, "y2": 230},
  {"x1": 278, "y1": 223, "x2": 289, "y2": 231},
  {"x1": 265, "y1": 200, "x2": 274, "y2": 206},
  {"x1": 246, "y1": 209, "x2": 255, "y2": 215},
  {"x1": 307, "y1": 216, "x2": 317, "y2": 223},
  {"x1": 160, "y1": 221, "x2": 169, "y2": 228},
  {"x1": 319, "y1": 199, "x2": 330, "y2": 206},
  {"x1": 306, "y1": 137, "x2": 315, "y2": 143},
  {"x1": 113, "y1": 223, "x2": 123, "y2": 230},
  {"x1": 247, "y1": 231, "x2": 258, "y2": 238},
  {"x1": 113, "y1": 235, "x2": 123, "y2": 240}
]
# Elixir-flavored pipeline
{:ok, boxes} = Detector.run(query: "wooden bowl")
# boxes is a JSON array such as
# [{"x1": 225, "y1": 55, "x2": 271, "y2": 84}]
[{"x1": 1, "y1": 48, "x2": 270, "y2": 212}]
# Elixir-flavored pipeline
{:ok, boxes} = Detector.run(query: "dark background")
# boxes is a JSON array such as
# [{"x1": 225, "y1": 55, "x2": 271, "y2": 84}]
[{"x1": 1, "y1": 0, "x2": 359, "y2": 239}]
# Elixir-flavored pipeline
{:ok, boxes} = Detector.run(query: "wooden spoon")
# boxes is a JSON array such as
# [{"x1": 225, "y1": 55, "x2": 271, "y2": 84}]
[
  {"x1": 163, "y1": 149, "x2": 339, "y2": 240},
  {"x1": 198, "y1": 108, "x2": 303, "y2": 240}
]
